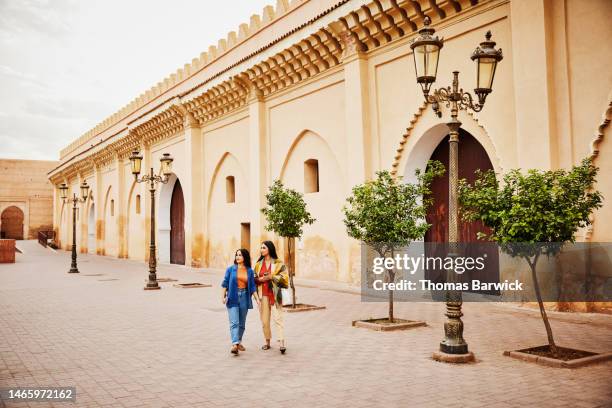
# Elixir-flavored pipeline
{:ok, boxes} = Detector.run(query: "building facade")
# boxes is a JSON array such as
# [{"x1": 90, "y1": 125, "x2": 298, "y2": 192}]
[
  {"x1": 49, "y1": 0, "x2": 612, "y2": 288},
  {"x1": 1, "y1": 159, "x2": 58, "y2": 240}
]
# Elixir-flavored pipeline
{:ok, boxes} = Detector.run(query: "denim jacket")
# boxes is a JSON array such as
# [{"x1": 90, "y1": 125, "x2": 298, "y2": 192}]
[{"x1": 221, "y1": 264, "x2": 257, "y2": 308}]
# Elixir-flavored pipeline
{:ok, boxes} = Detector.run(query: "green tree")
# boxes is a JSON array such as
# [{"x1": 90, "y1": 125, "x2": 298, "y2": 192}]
[
  {"x1": 343, "y1": 164, "x2": 445, "y2": 322},
  {"x1": 261, "y1": 180, "x2": 316, "y2": 308},
  {"x1": 458, "y1": 158, "x2": 603, "y2": 356}
]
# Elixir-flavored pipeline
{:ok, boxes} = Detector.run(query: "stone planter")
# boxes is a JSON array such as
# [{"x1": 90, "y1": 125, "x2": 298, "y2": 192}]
[
  {"x1": 352, "y1": 318, "x2": 426, "y2": 331},
  {"x1": 173, "y1": 282, "x2": 211, "y2": 288},
  {"x1": 283, "y1": 303, "x2": 326, "y2": 313},
  {"x1": 504, "y1": 346, "x2": 612, "y2": 368}
]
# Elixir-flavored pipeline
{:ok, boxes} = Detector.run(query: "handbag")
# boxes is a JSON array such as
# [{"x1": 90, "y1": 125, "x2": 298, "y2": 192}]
[{"x1": 281, "y1": 288, "x2": 293, "y2": 306}]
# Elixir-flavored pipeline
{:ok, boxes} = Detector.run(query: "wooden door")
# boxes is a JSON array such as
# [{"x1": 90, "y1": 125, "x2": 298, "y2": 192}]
[
  {"x1": 1, "y1": 206, "x2": 24, "y2": 240},
  {"x1": 170, "y1": 180, "x2": 185, "y2": 265},
  {"x1": 424, "y1": 130, "x2": 499, "y2": 293}
]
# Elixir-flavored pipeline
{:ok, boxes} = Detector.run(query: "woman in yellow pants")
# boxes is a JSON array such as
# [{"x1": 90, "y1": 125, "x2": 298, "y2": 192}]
[{"x1": 254, "y1": 241, "x2": 289, "y2": 354}]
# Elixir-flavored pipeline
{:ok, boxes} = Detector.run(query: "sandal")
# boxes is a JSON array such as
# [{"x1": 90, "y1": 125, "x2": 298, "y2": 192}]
[
  {"x1": 261, "y1": 344, "x2": 271, "y2": 350},
  {"x1": 231, "y1": 345, "x2": 239, "y2": 355},
  {"x1": 237, "y1": 344, "x2": 245, "y2": 351}
]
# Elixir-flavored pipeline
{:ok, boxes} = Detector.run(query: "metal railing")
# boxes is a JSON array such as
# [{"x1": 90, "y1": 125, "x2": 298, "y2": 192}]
[{"x1": 38, "y1": 230, "x2": 55, "y2": 247}]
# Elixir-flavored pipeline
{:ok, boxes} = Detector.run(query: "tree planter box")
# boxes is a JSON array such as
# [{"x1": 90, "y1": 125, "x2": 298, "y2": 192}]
[
  {"x1": 352, "y1": 318, "x2": 426, "y2": 331},
  {"x1": 504, "y1": 346, "x2": 612, "y2": 368},
  {"x1": 0, "y1": 239, "x2": 16, "y2": 263},
  {"x1": 173, "y1": 283, "x2": 211, "y2": 288},
  {"x1": 283, "y1": 304, "x2": 326, "y2": 313}
]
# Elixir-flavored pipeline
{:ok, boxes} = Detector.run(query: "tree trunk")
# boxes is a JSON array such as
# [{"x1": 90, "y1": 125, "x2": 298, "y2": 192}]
[
  {"x1": 388, "y1": 270, "x2": 395, "y2": 323},
  {"x1": 287, "y1": 237, "x2": 296, "y2": 308},
  {"x1": 527, "y1": 255, "x2": 558, "y2": 357}
]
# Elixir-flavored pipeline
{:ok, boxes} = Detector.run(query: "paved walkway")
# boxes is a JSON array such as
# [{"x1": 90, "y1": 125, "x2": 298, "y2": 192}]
[{"x1": 1, "y1": 241, "x2": 611, "y2": 408}]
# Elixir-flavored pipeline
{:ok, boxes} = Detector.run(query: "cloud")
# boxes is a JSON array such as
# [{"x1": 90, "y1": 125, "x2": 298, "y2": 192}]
[
  {"x1": 0, "y1": 0, "x2": 77, "y2": 41},
  {"x1": 0, "y1": 64, "x2": 47, "y2": 88},
  {"x1": 0, "y1": 113, "x2": 72, "y2": 160},
  {"x1": 23, "y1": 97, "x2": 111, "y2": 120},
  {"x1": 0, "y1": 0, "x2": 274, "y2": 160}
]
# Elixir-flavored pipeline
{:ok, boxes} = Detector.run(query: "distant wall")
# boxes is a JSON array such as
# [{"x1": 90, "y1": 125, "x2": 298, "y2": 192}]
[{"x1": 0, "y1": 159, "x2": 58, "y2": 239}]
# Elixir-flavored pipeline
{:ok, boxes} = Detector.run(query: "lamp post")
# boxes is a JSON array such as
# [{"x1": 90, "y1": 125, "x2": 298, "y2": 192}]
[
  {"x1": 59, "y1": 180, "x2": 90, "y2": 273},
  {"x1": 411, "y1": 17, "x2": 503, "y2": 361},
  {"x1": 129, "y1": 151, "x2": 174, "y2": 290}
]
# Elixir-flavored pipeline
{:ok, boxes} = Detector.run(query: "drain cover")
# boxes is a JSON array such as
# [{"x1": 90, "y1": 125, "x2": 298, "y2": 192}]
[
  {"x1": 173, "y1": 283, "x2": 211, "y2": 288},
  {"x1": 98, "y1": 278, "x2": 119, "y2": 281}
]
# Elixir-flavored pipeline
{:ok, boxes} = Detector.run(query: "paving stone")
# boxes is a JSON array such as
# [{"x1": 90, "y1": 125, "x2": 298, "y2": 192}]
[{"x1": 0, "y1": 241, "x2": 610, "y2": 408}]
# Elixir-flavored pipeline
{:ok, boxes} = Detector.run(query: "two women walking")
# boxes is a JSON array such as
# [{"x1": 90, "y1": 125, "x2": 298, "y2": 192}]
[{"x1": 221, "y1": 241, "x2": 288, "y2": 356}]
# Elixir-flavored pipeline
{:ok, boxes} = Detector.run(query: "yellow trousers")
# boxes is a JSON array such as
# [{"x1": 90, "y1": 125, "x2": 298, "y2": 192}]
[{"x1": 259, "y1": 296, "x2": 284, "y2": 341}]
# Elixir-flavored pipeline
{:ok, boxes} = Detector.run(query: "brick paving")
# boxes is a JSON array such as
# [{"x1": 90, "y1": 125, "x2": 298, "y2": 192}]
[{"x1": 0, "y1": 241, "x2": 611, "y2": 408}]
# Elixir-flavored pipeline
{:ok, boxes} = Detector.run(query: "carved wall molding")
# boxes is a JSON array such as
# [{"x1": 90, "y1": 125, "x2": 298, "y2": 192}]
[
  {"x1": 390, "y1": 100, "x2": 503, "y2": 180},
  {"x1": 390, "y1": 101, "x2": 428, "y2": 177},
  {"x1": 51, "y1": 0, "x2": 483, "y2": 182},
  {"x1": 585, "y1": 96, "x2": 612, "y2": 241}
]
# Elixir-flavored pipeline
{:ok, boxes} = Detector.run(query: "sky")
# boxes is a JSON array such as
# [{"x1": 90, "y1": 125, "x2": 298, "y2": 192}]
[{"x1": 0, "y1": 0, "x2": 273, "y2": 161}]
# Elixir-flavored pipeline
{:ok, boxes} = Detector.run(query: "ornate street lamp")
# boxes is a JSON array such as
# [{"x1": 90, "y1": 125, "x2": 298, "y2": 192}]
[
  {"x1": 411, "y1": 17, "x2": 503, "y2": 362},
  {"x1": 410, "y1": 17, "x2": 443, "y2": 99},
  {"x1": 60, "y1": 180, "x2": 89, "y2": 273},
  {"x1": 129, "y1": 150, "x2": 174, "y2": 290}
]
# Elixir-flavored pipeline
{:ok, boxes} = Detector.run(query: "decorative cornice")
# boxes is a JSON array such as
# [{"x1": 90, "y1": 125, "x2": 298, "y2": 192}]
[
  {"x1": 59, "y1": 0, "x2": 309, "y2": 159},
  {"x1": 51, "y1": 0, "x2": 483, "y2": 181}
]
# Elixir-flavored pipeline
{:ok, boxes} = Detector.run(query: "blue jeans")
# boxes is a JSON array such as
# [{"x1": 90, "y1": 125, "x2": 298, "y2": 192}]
[{"x1": 227, "y1": 288, "x2": 249, "y2": 344}]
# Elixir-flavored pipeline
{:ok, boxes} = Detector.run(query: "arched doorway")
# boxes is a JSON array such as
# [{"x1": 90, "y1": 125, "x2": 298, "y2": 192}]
[
  {"x1": 158, "y1": 174, "x2": 185, "y2": 265},
  {"x1": 424, "y1": 129, "x2": 500, "y2": 293},
  {"x1": 88, "y1": 203, "x2": 95, "y2": 254},
  {"x1": 170, "y1": 180, "x2": 185, "y2": 265},
  {"x1": 1, "y1": 206, "x2": 24, "y2": 239}
]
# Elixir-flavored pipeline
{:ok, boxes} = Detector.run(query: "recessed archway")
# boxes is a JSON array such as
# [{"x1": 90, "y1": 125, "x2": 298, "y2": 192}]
[
  {"x1": 127, "y1": 181, "x2": 145, "y2": 260},
  {"x1": 103, "y1": 186, "x2": 116, "y2": 256},
  {"x1": 59, "y1": 202, "x2": 68, "y2": 248},
  {"x1": 1, "y1": 206, "x2": 24, "y2": 240},
  {"x1": 158, "y1": 174, "x2": 185, "y2": 264},
  {"x1": 206, "y1": 153, "x2": 247, "y2": 268},
  {"x1": 279, "y1": 129, "x2": 346, "y2": 281},
  {"x1": 87, "y1": 201, "x2": 95, "y2": 254}
]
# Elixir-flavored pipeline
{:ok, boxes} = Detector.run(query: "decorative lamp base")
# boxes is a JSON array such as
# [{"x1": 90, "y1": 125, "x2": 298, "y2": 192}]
[{"x1": 432, "y1": 351, "x2": 475, "y2": 364}]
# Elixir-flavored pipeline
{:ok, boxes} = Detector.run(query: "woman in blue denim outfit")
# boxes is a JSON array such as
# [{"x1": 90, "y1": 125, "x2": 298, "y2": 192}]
[{"x1": 221, "y1": 249, "x2": 259, "y2": 355}]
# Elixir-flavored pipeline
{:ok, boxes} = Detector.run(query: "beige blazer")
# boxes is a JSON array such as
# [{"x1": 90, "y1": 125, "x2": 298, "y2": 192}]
[{"x1": 253, "y1": 258, "x2": 288, "y2": 303}]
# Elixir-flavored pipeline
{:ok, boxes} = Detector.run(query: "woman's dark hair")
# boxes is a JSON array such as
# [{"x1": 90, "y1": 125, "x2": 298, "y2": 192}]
[
  {"x1": 257, "y1": 240, "x2": 278, "y2": 262},
  {"x1": 234, "y1": 248, "x2": 251, "y2": 268}
]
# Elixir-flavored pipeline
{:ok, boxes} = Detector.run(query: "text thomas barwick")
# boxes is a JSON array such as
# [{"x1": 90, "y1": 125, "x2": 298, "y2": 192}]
[{"x1": 372, "y1": 279, "x2": 524, "y2": 292}]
